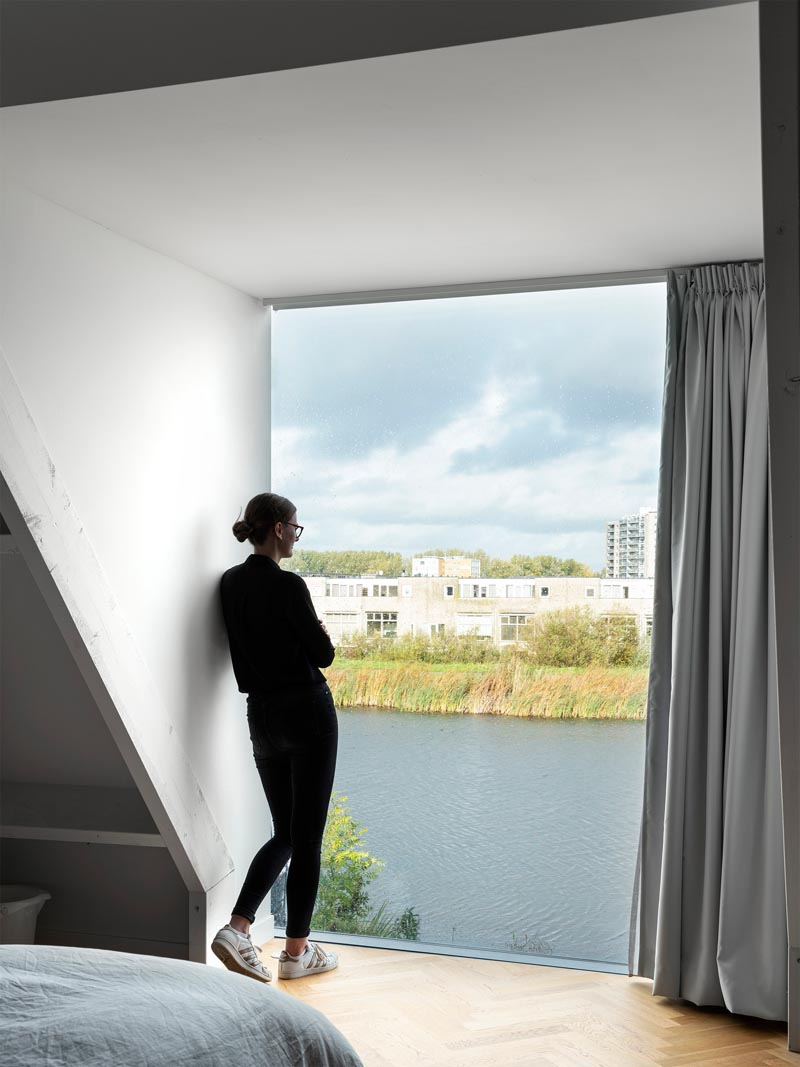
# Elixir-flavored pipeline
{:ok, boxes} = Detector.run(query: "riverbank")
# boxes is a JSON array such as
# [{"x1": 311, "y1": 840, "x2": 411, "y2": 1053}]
[{"x1": 325, "y1": 659, "x2": 648, "y2": 719}]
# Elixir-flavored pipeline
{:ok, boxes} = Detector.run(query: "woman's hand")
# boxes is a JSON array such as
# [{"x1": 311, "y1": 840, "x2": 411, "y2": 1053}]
[{"x1": 318, "y1": 619, "x2": 331, "y2": 638}]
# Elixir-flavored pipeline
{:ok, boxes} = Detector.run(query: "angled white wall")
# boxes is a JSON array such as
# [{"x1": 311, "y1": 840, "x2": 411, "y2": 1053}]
[{"x1": 0, "y1": 181, "x2": 272, "y2": 955}]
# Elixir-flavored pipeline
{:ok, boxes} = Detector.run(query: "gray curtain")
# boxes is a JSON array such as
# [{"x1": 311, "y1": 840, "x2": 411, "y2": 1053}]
[{"x1": 629, "y1": 263, "x2": 787, "y2": 1022}]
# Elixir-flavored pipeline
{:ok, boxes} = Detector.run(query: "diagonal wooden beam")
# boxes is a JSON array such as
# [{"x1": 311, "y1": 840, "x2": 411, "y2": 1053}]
[{"x1": 0, "y1": 348, "x2": 234, "y2": 950}]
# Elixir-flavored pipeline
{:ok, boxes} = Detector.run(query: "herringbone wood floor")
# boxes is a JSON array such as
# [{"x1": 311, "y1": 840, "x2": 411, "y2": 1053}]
[{"x1": 264, "y1": 940, "x2": 795, "y2": 1067}]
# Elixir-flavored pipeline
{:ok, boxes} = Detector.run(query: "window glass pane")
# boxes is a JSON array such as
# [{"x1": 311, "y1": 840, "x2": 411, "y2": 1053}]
[
  {"x1": 456, "y1": 615, "x2": 493, "y2": 637},
  {"x1": 273, "y1": 282, "x2": 663, "y2": 966}
]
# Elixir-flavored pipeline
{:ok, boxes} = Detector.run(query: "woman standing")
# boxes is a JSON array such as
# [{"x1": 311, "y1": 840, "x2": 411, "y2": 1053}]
[{"x1": 212, "y1": 492, "x2": 339, "y2": 982}]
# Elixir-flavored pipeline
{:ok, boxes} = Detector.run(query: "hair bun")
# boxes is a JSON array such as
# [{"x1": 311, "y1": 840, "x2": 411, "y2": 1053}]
[{"x1": 233, "y1": 518, "x2": 253, "y2": 542}]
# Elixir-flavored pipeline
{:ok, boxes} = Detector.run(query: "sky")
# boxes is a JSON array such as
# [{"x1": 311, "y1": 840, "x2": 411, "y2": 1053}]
[{"x1": 271, "y1": 282, "x2": 666, "y2": 572}]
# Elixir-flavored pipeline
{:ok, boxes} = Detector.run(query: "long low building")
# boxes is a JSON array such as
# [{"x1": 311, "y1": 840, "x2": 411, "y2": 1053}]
[{"x1": 300, "y1": 574, "x2": 655, "y2": 645}]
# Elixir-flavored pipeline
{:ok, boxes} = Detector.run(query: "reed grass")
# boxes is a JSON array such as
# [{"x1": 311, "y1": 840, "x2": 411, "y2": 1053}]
[{"x1": 325, "y1": 659, "x2": 648, "y2": 720}]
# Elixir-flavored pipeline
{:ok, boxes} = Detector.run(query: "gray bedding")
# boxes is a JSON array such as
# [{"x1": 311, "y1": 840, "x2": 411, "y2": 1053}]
[{"x1": 0, "y1": 945, "x2": 363, "y2": 1067}]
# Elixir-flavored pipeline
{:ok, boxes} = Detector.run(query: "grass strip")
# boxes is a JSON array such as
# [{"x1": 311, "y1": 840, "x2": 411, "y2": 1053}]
[{"x1": 325, "y1": 659, "x2": 648, "y2": 720}]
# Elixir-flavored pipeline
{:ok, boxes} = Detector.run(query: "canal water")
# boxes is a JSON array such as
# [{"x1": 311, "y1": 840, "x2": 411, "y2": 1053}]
[{"x1": 323, "y1": 706, "x2": 646, "y2": 965}]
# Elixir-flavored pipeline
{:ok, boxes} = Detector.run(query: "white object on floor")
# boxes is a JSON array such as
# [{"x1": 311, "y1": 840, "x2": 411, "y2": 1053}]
[{"x1": 0, "y1": 885, "x2": 51, "y2": 944}]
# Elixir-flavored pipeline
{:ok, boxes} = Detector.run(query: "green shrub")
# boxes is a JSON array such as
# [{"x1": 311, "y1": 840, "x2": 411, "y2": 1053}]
[
  {"x1": 336, "y1": 630, "x2": 384, "y2": 660},
  {"x1": 336, "y1": 629, "x2": 506, "y2": 665},
  {"x1": 334, "y1": 617, "x2": 650, "y2": 671},
  {"x1": 521, "y1": 608, "x2": 596, "y2": 666},
  {"x1": 311, "y1": 792, "x2": 419, "y2": 940},
  {"x1": 520, "y1": 608, "x2": 645, "y2": 668},
  {"x1": 356, "y1": 901, "x2": 421, "y2": 941},
  {"x1": 311, "y1": 792, "x2": 381, "y2": 931},
  {"x1": 599, "y1": 611, "x2": 645, "y2": 667}
]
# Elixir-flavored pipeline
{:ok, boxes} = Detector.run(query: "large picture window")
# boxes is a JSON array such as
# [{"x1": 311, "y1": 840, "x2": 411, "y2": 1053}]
[{"x1": 272, "y1": 279, "x2": 665, "y2": 967}]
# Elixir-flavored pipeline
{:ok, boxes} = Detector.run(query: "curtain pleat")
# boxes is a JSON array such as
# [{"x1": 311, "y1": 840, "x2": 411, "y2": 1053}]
[{"x1": 629, "y1": 263, "x2": 787, "y2": 1021}]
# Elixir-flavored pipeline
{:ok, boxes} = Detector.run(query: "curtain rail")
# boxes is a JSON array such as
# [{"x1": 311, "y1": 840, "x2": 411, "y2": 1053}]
[{"x1": 263, "y1": 267, "x2": 667, "y2": 310}]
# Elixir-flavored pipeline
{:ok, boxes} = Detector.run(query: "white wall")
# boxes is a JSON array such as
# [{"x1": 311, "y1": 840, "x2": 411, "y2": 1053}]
[{"x1": 0, "y1": 182, "x2": 270, "y2": 921}]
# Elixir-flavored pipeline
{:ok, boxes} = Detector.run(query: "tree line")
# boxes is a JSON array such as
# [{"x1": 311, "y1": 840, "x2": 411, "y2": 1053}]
[
  {"x1": 282, "y1": 550, "x2": 405, "y2": 576},
  {"x1": 283, "y1": 547, "x2": 597, "y2": 577}
]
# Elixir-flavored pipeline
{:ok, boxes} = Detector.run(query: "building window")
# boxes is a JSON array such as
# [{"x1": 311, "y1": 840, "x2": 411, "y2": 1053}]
[
  {"x1": 539, "y1": 586, "x2": 550, "y2": 598},
  {"x1": 324, "y1": 612, "x2": 360, "y2": 640},
  {"x1": 455, "y1": 614, "x2": 493, "y2": 638},
  {"x1": 506, "y1": 583, "x2": 533, "y2": 598},
  {"x1": 444, "y1": 585, "x2": 454, "y2": 598},
  {"x1": 645, "y1": 614, "x2": 653, "y2": 637},
  {"x1": 430, "y1": 623, "x2": 446, "y2": 636},
  {"x1": 465, "y1": 582, "x2": 497, "y2": 599},
  {"x1": 327, "y1": 581, "x2": 361, "y2": 598},
  {"x1": 366, "y1": 612, "x2": 398, "y2": 638},
  {"x1": 585, "y1": 588, "x2": 596, "y2": 598},
  {"x1": 601, "y1": 584, "x2": 624, "y2": 599},
  {"x1": 500, "y1": 614, "x2": 530, "y2": 642}
]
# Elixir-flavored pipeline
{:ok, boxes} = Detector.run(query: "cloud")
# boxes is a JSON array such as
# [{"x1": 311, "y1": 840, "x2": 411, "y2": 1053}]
[
  {"x1": 271, "y1": 283, "x2": 666, "y2": 569},
  {"x1": 272, "y1": 283, "x2": 666, "y2": 461},
  {"x1": 273, "y1": 377, "x2": 659, "y2": 569}
]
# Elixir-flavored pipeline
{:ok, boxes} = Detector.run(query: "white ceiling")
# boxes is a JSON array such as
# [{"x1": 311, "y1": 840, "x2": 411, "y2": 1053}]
[{"x1": 0, "y1": 2, "x2": 761, "y2": 300}]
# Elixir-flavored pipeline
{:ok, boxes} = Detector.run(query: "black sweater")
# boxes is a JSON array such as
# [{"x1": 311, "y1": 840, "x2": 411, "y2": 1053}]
[{"x1": 219, "y1": 554, "x2": 335, "y2": 696}]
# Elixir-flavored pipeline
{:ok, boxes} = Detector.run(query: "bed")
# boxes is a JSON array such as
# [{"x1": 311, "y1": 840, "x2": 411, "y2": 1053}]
[{"x1": 0, "y1": 944, "x2": 364, "y2": 1067}]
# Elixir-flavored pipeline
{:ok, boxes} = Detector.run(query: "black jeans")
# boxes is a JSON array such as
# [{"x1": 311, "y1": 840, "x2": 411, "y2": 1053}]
[{"x1": 232, "y1": 681, "x2": 338, "y2": 939}]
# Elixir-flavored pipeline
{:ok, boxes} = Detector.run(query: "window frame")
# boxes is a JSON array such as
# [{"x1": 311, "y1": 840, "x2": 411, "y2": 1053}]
[
  {"x1": 324, "y1": 611, "x2": 360, "y2": 640},
  {"x1": 499, "y1": 613, "x2": 531, "y2": 642},
  {"x1": 268, "y1": 267, "x2": 667, "y2": 969},
  {"x1": 366, "y1": 611, "x2": 398, "y2": 638},
  {"x1": 455, "y1": 613, "x2": 494, "y2": 639},
  {"x1": 265, "y1": 268, "x2": 666, "y2": 311}
]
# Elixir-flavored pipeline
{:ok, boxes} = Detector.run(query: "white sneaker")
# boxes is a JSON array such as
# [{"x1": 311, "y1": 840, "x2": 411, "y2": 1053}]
[
  {"x1": 278, "y1": 941, "x2": 339, "y2": 979},
  {"x1": 211, "y1": 924, "x2": 272, "y2": 983}
]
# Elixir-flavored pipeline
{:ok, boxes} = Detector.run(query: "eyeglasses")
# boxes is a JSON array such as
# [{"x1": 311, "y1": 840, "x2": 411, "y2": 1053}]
[{"x1": 283, "y1": 521, "x2": 304, "y2": 541}]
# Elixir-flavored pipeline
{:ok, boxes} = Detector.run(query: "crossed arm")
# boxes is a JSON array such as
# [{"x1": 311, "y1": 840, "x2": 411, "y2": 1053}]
[{"x1": 285, "y1": 575, "x2": 336, "y2": 667}]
